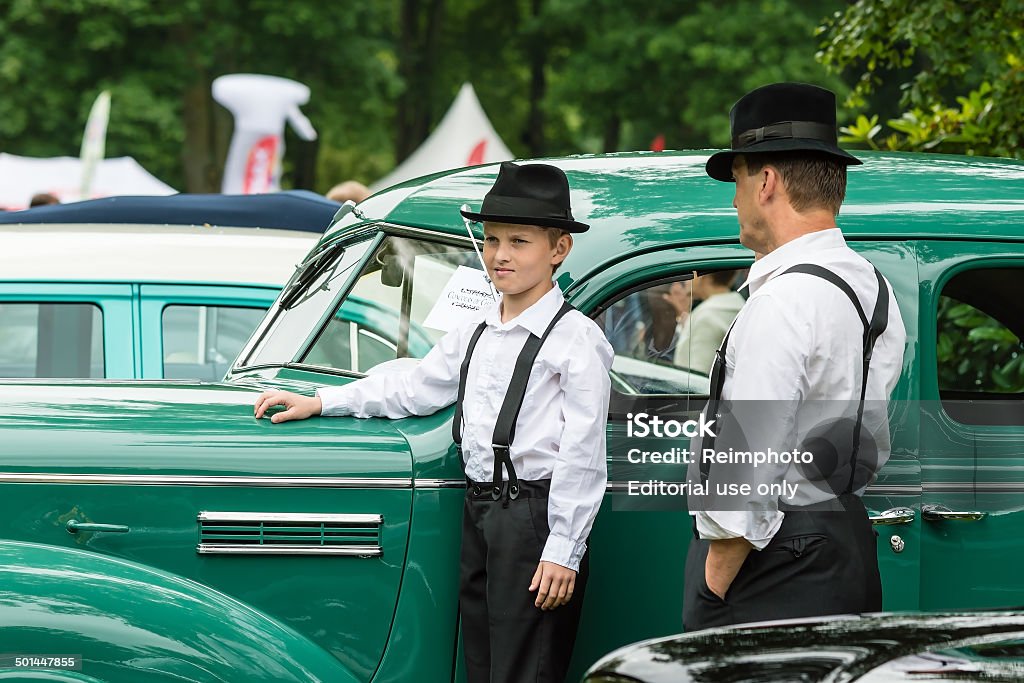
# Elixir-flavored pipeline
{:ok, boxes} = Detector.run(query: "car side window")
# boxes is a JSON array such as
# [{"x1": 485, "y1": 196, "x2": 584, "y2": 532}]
[
  {"x1": 162, "y1": 305, "x2": 266, "y2": 380},
  {"x1": 937, "y1": 267, "x2": 1024, "y2": 425},
  {"x1": 0, "y1": 302, "x2": 103, "y2": 377},
  {"x1": 594, "y1": 268, "x2": 747, "y2": 396}
]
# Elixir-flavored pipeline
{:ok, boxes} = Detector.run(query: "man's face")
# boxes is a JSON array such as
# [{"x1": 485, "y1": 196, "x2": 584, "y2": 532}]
[
  {"x1": 731, "y1": 156, "x2": 767, "y2": 252},
  {"x1": 482, "y1": 222, "x2": 567, "y2": 297}
]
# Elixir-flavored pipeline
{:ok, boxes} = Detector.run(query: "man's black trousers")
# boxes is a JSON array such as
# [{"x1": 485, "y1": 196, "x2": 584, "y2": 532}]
[
  {"x1": 459, "y1": 481, "x2": 589, "y2": 683},
  {"x1": 683, "y1": 492, "x2": 881, "y2": 631}
]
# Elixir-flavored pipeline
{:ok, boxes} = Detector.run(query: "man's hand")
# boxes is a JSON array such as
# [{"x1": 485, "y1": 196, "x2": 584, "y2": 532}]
[
  {"x1": 529, "y1": 561, "x2": 577, "y2": 610},
  {"x1": 705, "y1": 537, "x2": 753, "y2": 600},
  {"x1": 254, "y1": 390, "x2": 322, "y2": 423}
]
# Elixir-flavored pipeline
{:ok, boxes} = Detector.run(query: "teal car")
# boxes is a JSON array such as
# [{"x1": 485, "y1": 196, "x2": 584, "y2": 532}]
[{"x1": 0, "y1": 151, "x2": 1022, "y2": 682}]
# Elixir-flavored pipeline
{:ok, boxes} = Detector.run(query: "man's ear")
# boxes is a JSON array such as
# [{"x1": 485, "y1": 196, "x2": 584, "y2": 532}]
[{"x1": 759, "y1": 166, "x2": 781, "y2": 204}]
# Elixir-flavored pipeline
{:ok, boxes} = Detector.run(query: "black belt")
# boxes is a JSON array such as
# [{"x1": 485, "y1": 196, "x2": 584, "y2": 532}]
[{"x1": 466, "y1": 478, "x2": 550, "y2": 500}]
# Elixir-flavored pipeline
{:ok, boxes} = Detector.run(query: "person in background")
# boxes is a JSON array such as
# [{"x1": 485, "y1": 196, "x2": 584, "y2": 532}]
[
  {"x1": 29, "y1": 192, "x2": 59, "y2": 207},
  {"x1": 672, "y1": 271, "x2": 744, "y2": 375},
  {"x1": 326, "y1": 180, "x2": 370, "y2": 203}
]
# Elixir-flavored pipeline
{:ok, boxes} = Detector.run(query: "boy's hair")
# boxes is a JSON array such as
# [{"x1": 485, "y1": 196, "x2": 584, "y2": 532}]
[
  {"x1": 547, "y1": 228, "x2": 570, "y2": 273},
  {"x1": 742, "y1": 151, "x2": 847, "y2": 216}
]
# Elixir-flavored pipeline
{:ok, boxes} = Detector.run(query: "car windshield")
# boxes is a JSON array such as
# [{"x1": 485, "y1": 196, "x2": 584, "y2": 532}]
[{"x1": 241, "y1": 232, "x2": 485, "y2": 374}]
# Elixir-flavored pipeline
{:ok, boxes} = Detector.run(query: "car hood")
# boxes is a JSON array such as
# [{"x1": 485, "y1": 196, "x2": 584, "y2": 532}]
[
  {"x1": 0, "y1": 380, "x2": 412, "y2": 479},
  {"x1": 587, "y1": 612, "x2": 1024, "y2": 683}
]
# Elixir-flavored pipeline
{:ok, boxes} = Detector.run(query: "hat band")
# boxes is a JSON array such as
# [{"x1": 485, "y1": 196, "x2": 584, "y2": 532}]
[
  {"x1": 733, "y1": 121, "x2": 836, "y2": 149},
  {"x1": 480, "y1": 194, "x2": 572, "y2": 221}
]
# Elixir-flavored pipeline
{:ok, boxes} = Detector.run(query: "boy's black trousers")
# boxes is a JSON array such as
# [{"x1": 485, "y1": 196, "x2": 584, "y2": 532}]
[{"x1": 459, "y1": 480, "x2": 589, "y2": 683}]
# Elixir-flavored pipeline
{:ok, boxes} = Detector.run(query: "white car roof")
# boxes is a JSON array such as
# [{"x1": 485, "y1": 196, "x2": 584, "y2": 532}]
[{"x1": 0, "y1": 224, "x2": 320, "y2": 287}]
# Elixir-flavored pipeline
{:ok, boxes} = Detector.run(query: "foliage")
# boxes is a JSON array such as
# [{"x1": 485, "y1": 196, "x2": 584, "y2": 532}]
[
  {"x1": 936, "y1": 297, "x2": 1024, "y2": 393},
  {"x1": 818, "y1": 0, "x2": 1024, "y2": 158}
]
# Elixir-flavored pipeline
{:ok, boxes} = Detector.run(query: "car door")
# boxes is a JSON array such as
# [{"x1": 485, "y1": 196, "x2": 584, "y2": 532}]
[
  {"x1": 566, "y1": 240, "x2": 921, "y2": 678},
  {"x1": 139, "y1": 284, "x2": 280, "y2": 380},
  {"x1": 0, "y1": 283, "x2": 134, "y2": 378},
  {"x1": 916, "y1": 241, "x2": 1024, "y2": 610}
]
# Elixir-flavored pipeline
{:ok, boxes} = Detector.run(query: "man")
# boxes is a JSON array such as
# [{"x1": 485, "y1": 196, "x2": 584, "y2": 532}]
[{"x1": 683, "y1": 82, "x2": 906, "y2": 630}]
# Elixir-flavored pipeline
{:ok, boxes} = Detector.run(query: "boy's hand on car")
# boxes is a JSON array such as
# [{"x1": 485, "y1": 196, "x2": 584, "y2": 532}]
[
  {"x1": 529, "y1": 561, "x2": 577, "y2": 610},
  {"x1": 254, "y1": 391, "x2": 322, "y2": 423}
]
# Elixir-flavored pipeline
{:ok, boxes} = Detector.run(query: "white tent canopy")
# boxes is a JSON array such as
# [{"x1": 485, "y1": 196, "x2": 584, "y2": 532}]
[
  {"x1": 371, "y1": 83, "x2": 514, "y2": 192},
  {"x1": 0, "y1": 153, "x2": 176, "y2": 210}
]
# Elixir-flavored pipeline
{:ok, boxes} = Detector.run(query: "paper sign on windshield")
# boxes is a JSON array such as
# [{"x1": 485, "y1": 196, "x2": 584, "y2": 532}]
[{"x1": 423, "y1": 265, "x2": 498, "y2": 332}]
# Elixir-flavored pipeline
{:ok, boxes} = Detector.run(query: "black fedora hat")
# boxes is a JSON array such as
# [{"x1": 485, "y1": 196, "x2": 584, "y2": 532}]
[
  {"x1": 705, "y1": 82, "x2": 861, "y2": 182},
  {"x1": 460, "y1": 161, "x2": 589, "y2": 233}
]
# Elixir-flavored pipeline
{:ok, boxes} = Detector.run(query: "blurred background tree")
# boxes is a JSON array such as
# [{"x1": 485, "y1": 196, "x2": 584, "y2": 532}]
[
  {"x1": 10, "y1": 0, "x2": 1012, "y2": 195},
  {"x1": 818, "y1": 0, "x2": 1023, "y2": 159}
]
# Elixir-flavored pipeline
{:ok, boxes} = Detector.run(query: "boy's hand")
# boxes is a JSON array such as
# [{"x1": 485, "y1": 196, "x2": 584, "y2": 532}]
[
  {"x1": 254, "y1": 390, "x2": 322, "y2": 423},
  {"x1": 529, "y1": 561, "x2": 576, "y2": 610}
]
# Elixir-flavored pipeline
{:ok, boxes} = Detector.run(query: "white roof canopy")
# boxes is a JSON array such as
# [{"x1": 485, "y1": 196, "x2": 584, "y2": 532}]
[{"x1": 371, "y1": 83, "x2": 514, "y2": 192}]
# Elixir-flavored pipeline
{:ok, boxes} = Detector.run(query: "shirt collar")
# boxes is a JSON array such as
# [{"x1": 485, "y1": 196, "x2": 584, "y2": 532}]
[
  {"x1": 740, "y1": 228, "x2": 848, "y2": 295},
  {"x1": 483, "y1": 284, "x2": 564, "y2": 336}
]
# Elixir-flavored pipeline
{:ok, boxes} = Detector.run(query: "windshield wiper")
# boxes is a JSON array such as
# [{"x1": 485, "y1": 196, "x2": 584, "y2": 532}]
[{"x1": 279, "y1": 243, "x2": 346, "y2": 310}]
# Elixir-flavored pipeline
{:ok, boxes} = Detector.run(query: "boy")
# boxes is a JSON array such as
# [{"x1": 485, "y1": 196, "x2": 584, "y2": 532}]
[{"x1": 254, "y1": 161, "x2": 613, "y2": 683}]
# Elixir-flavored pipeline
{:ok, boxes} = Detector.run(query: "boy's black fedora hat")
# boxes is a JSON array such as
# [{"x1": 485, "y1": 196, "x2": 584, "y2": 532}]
[
  {"x1": 705, "y1": 82, "x2": 861, "y2": 182},
  {"x1": 460, "y1": 161, "x2": 589, "y2": 233}
]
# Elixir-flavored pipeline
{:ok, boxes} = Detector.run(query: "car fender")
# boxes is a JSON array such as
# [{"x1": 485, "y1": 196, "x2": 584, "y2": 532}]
[{"x1": 0, "y1": 540, "x2": 358, "y2": 683}]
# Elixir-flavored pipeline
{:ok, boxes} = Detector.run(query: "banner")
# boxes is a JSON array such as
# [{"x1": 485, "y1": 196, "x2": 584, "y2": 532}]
[
  {"x1": 212, "y1": 74, "x2": 317, "y2": 195},
  {"x1": 79, "y1": 90, "x2": 111, "y2": 200}
]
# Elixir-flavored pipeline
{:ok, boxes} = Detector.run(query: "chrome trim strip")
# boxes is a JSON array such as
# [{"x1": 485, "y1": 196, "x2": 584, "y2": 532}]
[
  {"x1": 198, "y1": 512, "x2": 382, "y2": 524},
  {"x1": 415, "y1": 479, "x2": 468, "y2": 489},
  {"x1": 0, "y1": 473, "x2": 412, "y2": 489},
  {"x1": 197, "y1": 544, "x2": 382, "y2": 557},
  {"x1": 927, "y1": 482, "x2": 1024, "y2": 493}
]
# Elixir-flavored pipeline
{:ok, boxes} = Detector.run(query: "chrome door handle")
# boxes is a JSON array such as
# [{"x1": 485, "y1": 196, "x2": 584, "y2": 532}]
[
  {"x1": 66, "y1": 520, "x2": 130, "y2": 534},
  {"x1": 870, "y1": 507, "x2": 916, "y2": 526},
  {"x1": 922, "y1": 505, "x2": 986, "y2": 522}
]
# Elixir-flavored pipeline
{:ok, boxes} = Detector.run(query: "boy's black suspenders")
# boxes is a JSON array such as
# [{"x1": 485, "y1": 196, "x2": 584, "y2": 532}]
[
  {"x1": 700, "y1": 264, "x2": 890, "y2": 495},
  {"x1": 452, "y1": 300, "x2": 575, "y2": 501}
]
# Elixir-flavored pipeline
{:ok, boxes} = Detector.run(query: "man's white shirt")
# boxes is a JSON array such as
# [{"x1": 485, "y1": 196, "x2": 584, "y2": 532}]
[
  {"x1": 318, "y1": 285, "x2": 614, "y2": 571},
  {"x1": 693, "y1": 228, "x2": 906, "y2": 549}
]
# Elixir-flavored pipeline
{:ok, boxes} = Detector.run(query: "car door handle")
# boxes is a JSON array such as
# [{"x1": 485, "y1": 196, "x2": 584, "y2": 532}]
[
  {"x1": 869, "y1": 507, "x2": 916, "y2": 526},
  {"x1": 922, "y1": 504, "x2": 986, "y2": 522},
  {"x1": 66, "y1": 520, "x2": 130, "y2": 534}
]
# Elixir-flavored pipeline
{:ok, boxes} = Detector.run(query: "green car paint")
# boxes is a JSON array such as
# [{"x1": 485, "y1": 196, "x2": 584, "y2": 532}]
[{"x1": 0, "y1": 150, "x2": 1022, "y2": 681}]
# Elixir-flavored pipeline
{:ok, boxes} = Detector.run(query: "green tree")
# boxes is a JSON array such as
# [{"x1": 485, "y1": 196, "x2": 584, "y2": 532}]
[{"x1": 818, "y1": 0, "x2": 1024, "y2": 158}]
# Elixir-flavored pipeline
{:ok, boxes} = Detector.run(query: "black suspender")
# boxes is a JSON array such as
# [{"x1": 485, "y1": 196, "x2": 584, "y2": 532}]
[
  {"x1": 701, "y1": 264, "x2": 890, "y2": 495},
  {"x1": 453, "y1": 300, "x2": 576, "y2": 501}
]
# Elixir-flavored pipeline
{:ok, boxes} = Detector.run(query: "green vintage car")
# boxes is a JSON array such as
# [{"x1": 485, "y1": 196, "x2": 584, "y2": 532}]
[{"x1": 1, "y1": 151, "x2": 1022, "y2": 682}]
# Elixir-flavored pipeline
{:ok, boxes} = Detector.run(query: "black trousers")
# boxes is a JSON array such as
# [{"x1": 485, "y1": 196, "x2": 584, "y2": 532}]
[
  {"x1": 683, "y1": 493, "x2": 881, "y2": 631},
  {"x1": 460, "y1": 481, "x2": 589, "y2": 683}
]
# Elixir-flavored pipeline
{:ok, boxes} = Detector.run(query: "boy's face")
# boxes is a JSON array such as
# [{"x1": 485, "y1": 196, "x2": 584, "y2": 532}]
[{"x1": 482, "y1": 222, "x2": 571, "y2": 296}]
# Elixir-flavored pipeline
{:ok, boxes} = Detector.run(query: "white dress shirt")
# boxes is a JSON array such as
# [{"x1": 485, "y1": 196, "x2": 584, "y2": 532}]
[
  {"x1": 318, "y1": 285, "x2": 614, "y2": 571},
  {"x1": 693, "y1": 228, "x2": 906, "y2": 549}
]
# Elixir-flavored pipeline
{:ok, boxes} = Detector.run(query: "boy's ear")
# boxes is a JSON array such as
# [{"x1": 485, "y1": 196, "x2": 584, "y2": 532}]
[{"x1": 552, "y1": 232, "x2": 572, "y2": 266}]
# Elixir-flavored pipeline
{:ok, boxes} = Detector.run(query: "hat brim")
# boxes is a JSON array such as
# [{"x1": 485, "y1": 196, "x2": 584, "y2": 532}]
[
  {"x1": 459, "y1": 210, "x2": 589, "y2": 233},
  {"x1": 705, "y1": 139, "x2": 862, "y2": 182}
]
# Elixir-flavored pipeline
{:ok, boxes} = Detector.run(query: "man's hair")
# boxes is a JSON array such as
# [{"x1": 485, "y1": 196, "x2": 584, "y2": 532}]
[
  {"x1": 29, "y1": 192, "x2": 59, "y2": 207},
  {"x1": 705, "y1": 269, "x2": 737, "y2": 288},
  {"x1": 742, "y1": 151, "x2": 847, "y2": 215}
]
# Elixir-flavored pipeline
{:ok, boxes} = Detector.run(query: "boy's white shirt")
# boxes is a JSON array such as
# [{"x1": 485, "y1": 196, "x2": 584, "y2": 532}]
[{"x1": 317, "y1": 285, "x2": 614, "y2": 571}]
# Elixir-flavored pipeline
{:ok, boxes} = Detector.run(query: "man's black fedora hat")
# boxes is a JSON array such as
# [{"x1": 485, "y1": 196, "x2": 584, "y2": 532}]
[
  {"x1": 705, "y1": 82, "x2": 861, "y2": 182},
  {"x1": 460, "y1": 161, "x2": 589, "y2": 233}
]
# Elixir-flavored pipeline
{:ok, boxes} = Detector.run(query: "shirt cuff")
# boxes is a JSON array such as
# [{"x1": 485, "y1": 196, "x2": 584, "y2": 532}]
[
  {"x1": 540, "y1": 533, "x2": 587, "y2": 572},
  {"x1": 316, "y1": 386, "x2": 353, "y2": 417},
  {"x1": 693, "y1": 510, "x2": 785, "y2": 551}
]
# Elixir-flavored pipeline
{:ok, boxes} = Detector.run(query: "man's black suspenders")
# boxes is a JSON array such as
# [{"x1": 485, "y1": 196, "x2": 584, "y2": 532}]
[
  {"x1": 452, "y1": 300, "x2": 575, "y2": 501},
  {"x1": 701, "y1": 264, "x2": 890, "y2": 495}
]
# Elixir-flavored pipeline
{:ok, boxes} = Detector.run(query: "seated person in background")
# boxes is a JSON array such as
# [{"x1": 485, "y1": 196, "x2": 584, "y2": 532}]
[
  {"x1": 643, "y1": 281, "x2": 690, "y2": 363},
  {"x1": 673, "y1": 270, "x2": 745, "y2": 375}
]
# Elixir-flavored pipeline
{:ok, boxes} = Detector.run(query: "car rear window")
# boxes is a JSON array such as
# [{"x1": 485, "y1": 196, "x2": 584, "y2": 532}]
[
  {"x1": 162, "y1": 305, "x2": 266, "y2": 381},
  {"x1": 0, "y1": 302, "x2": 104, "y2": 377}
]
